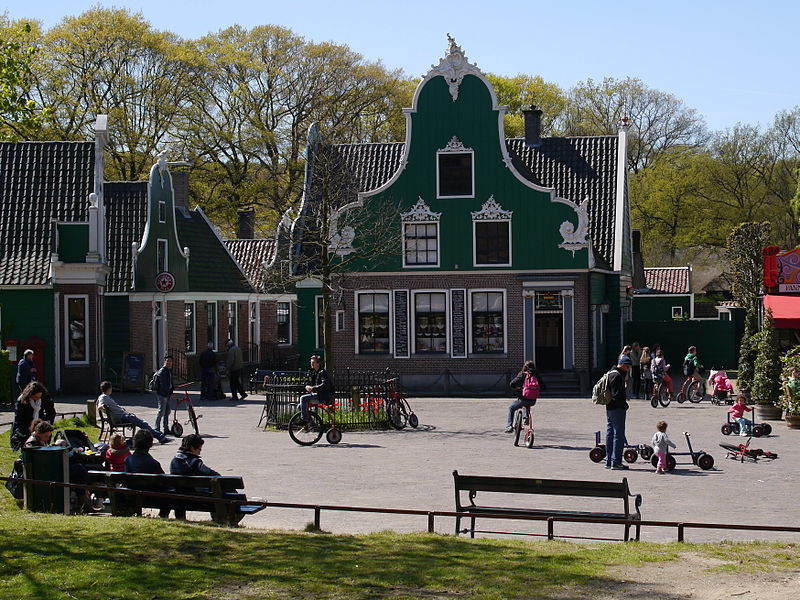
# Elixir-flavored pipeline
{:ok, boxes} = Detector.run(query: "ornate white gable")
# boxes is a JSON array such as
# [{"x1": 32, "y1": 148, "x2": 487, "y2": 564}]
[
  {"x1": 401, "y1": 197, "x2": 441, "y2": 222},
  {"x1": 471, "y1": 195, "x2": 512, "y2": 221},
  {"x1": 558, "y1": 199, "x2": 591, "y2": 256},
  {"x1": 428, "y1": 34, "x2": 483, "y2": 102},
  {"x1": 438, "y1": 136, "x2": 472, "y2": 153}
]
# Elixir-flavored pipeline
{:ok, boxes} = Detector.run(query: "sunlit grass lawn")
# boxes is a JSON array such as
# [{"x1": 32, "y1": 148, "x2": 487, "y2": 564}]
[{"x1": 2, "y1": 426, "x2": 799, "y2": 600}]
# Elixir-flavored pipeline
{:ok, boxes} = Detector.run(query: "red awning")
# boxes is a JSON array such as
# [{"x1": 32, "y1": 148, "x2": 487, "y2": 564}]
[{"x1": 764, "y1": 294, "x2": 800, "y2": 329}]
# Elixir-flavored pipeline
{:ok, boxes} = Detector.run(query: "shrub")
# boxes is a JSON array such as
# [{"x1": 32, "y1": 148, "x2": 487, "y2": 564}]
[{"x1": 751, "y1": 309, "x2": 781, "y2": 405}]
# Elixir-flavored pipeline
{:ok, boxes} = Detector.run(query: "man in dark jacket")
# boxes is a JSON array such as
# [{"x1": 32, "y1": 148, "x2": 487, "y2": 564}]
[
  {"x1": 153, "y1": 356, "x2": 174, "y2": 434},
  {"x1": 124, "y1": 430, "x2": 170, "y2": 518},
  {"x1": 16, "y1": 349, "x2": 37, "y2": 393},
  {"x1": 298, "y1": 355, "x2": 332, "y2": 423},
  {"x1": 605, "y1": 354, "x2": 632, "y2": 470},
  {"x1": 198, "y1": 342, "x2": 217, "y2": 400}
]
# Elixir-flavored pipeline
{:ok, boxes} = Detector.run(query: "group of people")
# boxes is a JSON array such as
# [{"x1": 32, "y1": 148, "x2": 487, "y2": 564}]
[
  {"x1": 619, "y1": 342, "x2": 705, "y2": 401},
  {"x1": 198, "y1": 339, "x2": 249, "y2": 402}
]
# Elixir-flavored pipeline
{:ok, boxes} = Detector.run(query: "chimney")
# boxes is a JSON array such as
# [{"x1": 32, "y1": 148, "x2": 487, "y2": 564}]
[
  {"x1": 631, "y1": 229, "x2": 646, "y2": 289},
  {"x1": 237, "y1": 207, "x2": 256, "y2": 239},
  {"x1": 171, "y1": 171, "x2": 189, "y2": 209},
  {"x1": 522, "y1": 105, "x2": 543, "y2": 148}
]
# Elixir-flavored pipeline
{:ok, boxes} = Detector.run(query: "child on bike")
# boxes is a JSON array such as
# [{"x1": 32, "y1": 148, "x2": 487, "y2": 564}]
[
  {"x1": 728, "y1": 396, "x2": 753, "y2": 436},
  {"x1": 506, "y1": 361, "x2": 543, "y2": 432},
  {"x1": 652, "y1": 348, "x2": 672, "y2": 396},
  {"x1": 651, "y1": 421, "x2": 676, "y2": 474}
]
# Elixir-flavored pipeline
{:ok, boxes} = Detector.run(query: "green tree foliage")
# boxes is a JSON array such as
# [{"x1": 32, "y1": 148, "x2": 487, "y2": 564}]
[
  {"x1": 0, "y1": 19, "x2": 48, "y2": 140},
  {"x1": 485, "y1": 73, "x2": 566, "y2": 137},
  {"x1": 561, "y1": 76, "x2": 707, "y2": 173},
  {"x1": 751, "y1": 309, "x2": 781, "y2": 405}
]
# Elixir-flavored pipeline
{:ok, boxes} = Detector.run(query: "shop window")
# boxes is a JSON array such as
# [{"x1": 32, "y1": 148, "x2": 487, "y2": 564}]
[
  {"x1": 415, "y1": 292, "x2": 447, "y2": 353},
  {"x1": 404, "y1": 223, "x2": 439, "y2": 266},
  {"x1": 358, "y1": 293, "x2": 390, "y2": 353},
  {"x1": 65, "y1": 296, "x2": 88, "y2": 364},
  {"x1": 277, "y1": 301, "x2": 291, "y2": 344},
  {"x1": 471, "y1": 291, "x2": 504, "y2": 353},
  {"x1": 184, "y1": 302, "x2": 195, "y2": 353}
]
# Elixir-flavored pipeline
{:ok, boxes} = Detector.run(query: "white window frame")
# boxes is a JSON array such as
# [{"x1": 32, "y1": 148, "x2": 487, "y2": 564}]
[
  {"x1": 64, "y1": 294, "x2": 90, "y2": 365},
  {"x1": 184, "y1": 301, "x2": 196, "y2": 354},
  {"x1": 354, "y1": 290, "x2": 392, "y2": 355},
  {"x1": 157, "y1": 238, "x2": 168, "y2": 273},
  {"x1": 277, "y1": 301, "x2": 292, "y2": 346},
  {"x1": 336, "y1": 310, "x2": 345, "y2": 332},
  {"x1": 249, "y1": 301, "x2": 259, "y2": 348},
  {"x1": 158, "y1": 200, "x2": 166, "y2": 223},
  {"x1": 227, "y1": 301, "x2": 238, "y2": 344},
  {"x1": 468, "y1": 289, "x2": 508, "y2": 355},
  {"x1": 436, "y1": 150, "x2": 475, "y2": 199},
  {"x1": 472, "y1": 220, "x2": 512, "y2": 267},
  {"x1": 207, "y1": 301, "x2": 218, "y2": 350},
  {"x1": 402, "y1": 221, "x2": 441, "y2": 268},
  {"x1": 412, "y1": 289, "x2": 449, "y2": 355},
  {"x1": 672, "y1": 306, "x2": 684, "y2": 319}
]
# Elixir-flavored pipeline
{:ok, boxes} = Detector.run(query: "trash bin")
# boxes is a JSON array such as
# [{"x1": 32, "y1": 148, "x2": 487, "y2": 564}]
[
  {"x1": 86, "y1": 398, "x2": 97, "y2": 425},
  {"x1": 21, "y1": 446, "x2": 70, "y2": 514}
]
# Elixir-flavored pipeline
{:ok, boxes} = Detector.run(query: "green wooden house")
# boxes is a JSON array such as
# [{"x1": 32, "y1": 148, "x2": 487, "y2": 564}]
[{"x1": 291, "y1": 38, "x2": 634, "y2": 394}]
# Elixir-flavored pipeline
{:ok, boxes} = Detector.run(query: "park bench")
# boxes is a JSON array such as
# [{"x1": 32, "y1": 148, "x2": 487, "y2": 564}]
[
  {"x1": 452, "y1": 470, "x2": 642, "y2": 541},
  {"x1": 86, "y1": 471, "x2": 265, "y2": 525}
]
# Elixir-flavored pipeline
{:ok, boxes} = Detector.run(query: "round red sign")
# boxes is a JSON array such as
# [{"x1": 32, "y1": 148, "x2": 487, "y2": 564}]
[{"x1": 155, "y1": 271, "x2": 175, "y2": 293}]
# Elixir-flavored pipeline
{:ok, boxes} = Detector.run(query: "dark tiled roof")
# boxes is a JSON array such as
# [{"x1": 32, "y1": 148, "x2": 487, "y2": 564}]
[
  {"x1": 642, "y1": 267, "x2": 690, "y2": 294},
  {"x1": 105, "y1": 181, "x2": 148, "y2": 293},
  {"x1": 318, "y1": 136, "x2": 619, "y2": 267},
  {"x1": 0, "y1": 141, "x2": 95, "y2": 285},
  {"x1": 224, "y1": 238, "x2": 276, "y2": 293},
  {"x1": 175, "y1": 209, "x2": 253, "y2": 294}
]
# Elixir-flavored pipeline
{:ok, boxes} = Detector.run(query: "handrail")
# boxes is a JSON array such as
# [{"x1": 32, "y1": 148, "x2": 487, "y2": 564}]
[{"x1": 3, "y1": 475, "x2": 800, "y2": 542}]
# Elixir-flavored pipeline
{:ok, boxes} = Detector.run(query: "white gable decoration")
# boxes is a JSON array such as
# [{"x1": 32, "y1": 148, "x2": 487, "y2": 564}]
[
  {"x1": 401, "y1": 197, "x2": 442, "y2": 222},
  {"x1": 471, "y1": 195, "x2": 512, "y2": 221},
  {"x1": 428, "y1": 34, "x2": 483, "y2": 102}
]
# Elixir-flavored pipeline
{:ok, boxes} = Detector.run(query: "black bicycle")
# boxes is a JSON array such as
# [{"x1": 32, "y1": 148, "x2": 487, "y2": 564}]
[{"x1": 384, "y1": 378, "x2": 419, "y2": 430}]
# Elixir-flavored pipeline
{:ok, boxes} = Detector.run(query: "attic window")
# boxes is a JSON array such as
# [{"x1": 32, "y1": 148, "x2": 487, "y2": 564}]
[
  {"x1": 437, "y1": 152, "x2": 473, "y2": 198},
  {"x1": 158, "y1": 200, "x2": 166, "y2": 223}
]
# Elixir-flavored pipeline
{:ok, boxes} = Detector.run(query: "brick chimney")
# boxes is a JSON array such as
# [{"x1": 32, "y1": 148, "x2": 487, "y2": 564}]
[
  {"x1": 237, "y1": 207, "x2": 255, "y2": 239},
  {"x1": 522, "y1": 105, "x2": 543, "y2": 148},
  {"x1": 171, "y1": 171, "x2": 189, "y2": 209}
]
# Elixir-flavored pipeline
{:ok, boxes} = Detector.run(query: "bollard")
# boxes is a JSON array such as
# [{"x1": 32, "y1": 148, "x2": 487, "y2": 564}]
[{"x1": 86, "y1": 398, "x2": 97, "y2": 425}]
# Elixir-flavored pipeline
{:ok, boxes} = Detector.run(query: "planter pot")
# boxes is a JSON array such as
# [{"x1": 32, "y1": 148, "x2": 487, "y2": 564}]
[
  {"x1": 755, "y1": 403, "x2": 784, "y2": 421},
  {"x1": 785, "y1": 414, "x2": 800, "y2": 429}
]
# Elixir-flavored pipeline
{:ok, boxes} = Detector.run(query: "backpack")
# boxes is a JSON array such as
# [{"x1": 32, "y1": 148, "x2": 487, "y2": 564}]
[
  {"x1": 592, "y1": 371, "x2": 614, "y2": 405},
  {"x1": 682, "y1": 359, "x2": 693, "y2": 377},
  {"x1": 522, "y1": 373, "x2": 540, "y2": 400}
]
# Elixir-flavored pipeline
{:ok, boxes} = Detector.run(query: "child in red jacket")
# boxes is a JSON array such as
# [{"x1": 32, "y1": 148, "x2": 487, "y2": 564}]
[{"x1": 105, "y1": 433, "x2": 131, "y2": 471}]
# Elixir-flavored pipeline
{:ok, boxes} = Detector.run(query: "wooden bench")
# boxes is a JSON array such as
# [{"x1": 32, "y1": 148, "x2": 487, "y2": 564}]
[
  {"x1": 453, "y1": 470, "x2": 642, "y2": 541},
  {"x1": 86, "y1": 471, "x2": 265, "y2": 525},
  {"x1": 97, "y1": 406, "x2": 138, "y2": 442}
]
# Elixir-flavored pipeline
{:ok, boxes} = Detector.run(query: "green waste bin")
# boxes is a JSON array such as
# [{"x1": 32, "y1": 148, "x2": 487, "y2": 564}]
[{"x1": 21, "y1": 446, "x2": 70, "y2": 514}]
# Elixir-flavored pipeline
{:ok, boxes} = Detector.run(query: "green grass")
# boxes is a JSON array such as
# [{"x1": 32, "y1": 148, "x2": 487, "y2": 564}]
[{"x1": 2, "y1": 430, "x2": 799, "y2": 599}]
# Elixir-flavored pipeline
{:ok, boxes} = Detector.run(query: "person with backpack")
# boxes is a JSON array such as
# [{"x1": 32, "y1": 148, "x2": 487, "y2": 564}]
[
  {"x1": 604, "y1": 354, "x2": 632, "y2": 470},
  {"x1": 298, "y1": 355, "x2": 333, "y2": 424},
  {"x1": 151, "y1": 356, "x2": 175, "y2": 437},
  {"x1": 505, "y1": 361, "x2": 544, "y2": 433},
  {"x1": 683, "y1": 346, "x2": 705, "y2": 388}
]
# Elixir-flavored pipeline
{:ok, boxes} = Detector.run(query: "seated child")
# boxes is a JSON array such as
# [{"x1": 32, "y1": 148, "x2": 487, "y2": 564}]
[
  {"x1": 728, "y1": 396, "x2": 753, "y2": 435},
  {"x1": 711, "y1": 370, "x2": 734, "y2": 402},
  {"x1": 104, "y1": 433, "x2": 131, "y2": 472}
]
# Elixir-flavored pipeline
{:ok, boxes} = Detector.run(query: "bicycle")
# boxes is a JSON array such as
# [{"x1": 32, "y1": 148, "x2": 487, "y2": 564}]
[
  {"x1": 512, "y1": 404, "x2": 535, "y2": 448},
  {"x1": 676, "y1": 375, "x2": 706, "y2": 404},
  {"x1": 383, "y1": 378, "x2": 419, "y2": 430},
  {"x1": 288, "y1": 401, "x2": 342, "y2": 446},
  {"x1": 650, "y1": 377, "x2": 672, "y2": 408},
  {"x1": 170, "y1": 382, "x2": 201, "y2": 437}
]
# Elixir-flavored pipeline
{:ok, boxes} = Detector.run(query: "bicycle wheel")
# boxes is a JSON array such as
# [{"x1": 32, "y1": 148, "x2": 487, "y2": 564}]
[
  {"x1": 326, "y1": 428, "x2": 342, "y2": 444},
  {"x1": 187, "y1": 404, "x2": 200, "y2": 435},
  {"x1": 623, "y1": 448, "x2": 638, "y2": 463},
  {"x1": 658, "y1": 385, "x2": 671, "y2": 407},
  {"x1": 288, "y1": 411, "x2": 323, "y2": 446},
  {"x1": 525, "y1": 428, "x2": 535, "y2": 448},
  {"x1": 513, "y1": 410, "x2": 523, "y2": 446},
  {"x1": 171, "y1": 421, "x2": 184, "y2": 437},
  {"x1": 688, "y1": 381, "x2": 704, "y2": 403},
  {"x1": 640, "y1": 445, "x2": 654, "y2": 461},
  {"x1": 387, "y1": 399, "x2": 406, "y2": 430},
  {"x1": 650, "y1": 395, "x2": 659, "y2": 408},
  {"x1": 408, "y1": 412, "x2": 419, "y2": 428},
  {"x1": 589, "y1": 446, "x2": 606, "y2": 463},
  {"x1": 676, "y1": 390, "x2": 687, "y2": 403}
]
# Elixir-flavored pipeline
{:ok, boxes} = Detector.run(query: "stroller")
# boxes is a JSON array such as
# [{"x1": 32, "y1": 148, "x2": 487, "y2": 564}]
[{"x1": 709, "y1": 369, "x2": 735, "y2": 405}]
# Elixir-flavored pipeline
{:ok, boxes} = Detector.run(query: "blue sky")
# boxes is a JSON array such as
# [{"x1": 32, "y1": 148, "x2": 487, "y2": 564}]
[{"x1": 3, "y1": 0, "x2": 798, "y2": 132}]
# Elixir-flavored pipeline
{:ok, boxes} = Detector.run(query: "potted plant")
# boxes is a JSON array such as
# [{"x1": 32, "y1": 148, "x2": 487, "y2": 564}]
[
  {"x1": 779, "y1": 347, "x2": 800, "y2": 428},
  {"x1": 751, "y1": 309, "x2": 783, "y2": 420}
]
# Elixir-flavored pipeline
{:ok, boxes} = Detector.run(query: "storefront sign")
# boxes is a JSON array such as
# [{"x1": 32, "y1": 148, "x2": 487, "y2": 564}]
[
  {"x1": 155, "y1": 271, "x2": 175, "y2": 293},
  {"x1": 764, "y1": 246, "x2": 800, "y2": 294}
]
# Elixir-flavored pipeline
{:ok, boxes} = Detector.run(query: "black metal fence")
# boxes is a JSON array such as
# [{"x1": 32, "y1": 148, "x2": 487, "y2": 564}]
[{"x1": 259, "y1": 369, "x2": 400, "y2": 431}]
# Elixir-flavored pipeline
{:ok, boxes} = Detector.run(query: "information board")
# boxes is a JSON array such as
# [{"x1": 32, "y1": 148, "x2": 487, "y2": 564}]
[
  {"x1": 393, "y1": 290, "x2": 409, "y2": 358},
  {"x1": 121, "y1": 352, "x2": 146, "y2": 391},
  {"x1": 451, "y1": 289, "x2": 467, "y2": 358}
]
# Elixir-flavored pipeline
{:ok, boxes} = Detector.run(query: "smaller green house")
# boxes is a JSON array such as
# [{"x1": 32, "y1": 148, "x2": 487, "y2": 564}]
[{"x1": 633, "y1": 266, "x2": 693, "y2": 321}]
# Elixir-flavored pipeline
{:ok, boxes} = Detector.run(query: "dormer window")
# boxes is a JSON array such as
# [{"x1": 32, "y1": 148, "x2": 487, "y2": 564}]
[{"x1": 437, "y1": 136, "x2": 474, "y2": 198}]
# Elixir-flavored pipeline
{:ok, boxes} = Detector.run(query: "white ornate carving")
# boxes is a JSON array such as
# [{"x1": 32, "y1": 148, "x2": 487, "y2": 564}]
[
  {"x1": 558, "y1": 199, "x2": 591, "y2": 256},
  {"x1": 438, "y1": 136, "x2": 472, "y2": 153},
  {"x1": 428, "y1": 34, "x2": 483, "y2": 102},
  {"x1": 329, "y1": 225, "x2": 356, "y2": 256},
  {"x1": 471, "y1": 195, "x2": 512, "y2": 221},
  {"x1": 401, "y1": 197, "x2": 441, "y2": 222}
]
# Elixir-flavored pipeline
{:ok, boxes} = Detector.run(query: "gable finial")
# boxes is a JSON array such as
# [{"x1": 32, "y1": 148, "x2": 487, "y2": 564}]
[{"x1": 428, "y1": 34, "x2": 481, "y2": 102}]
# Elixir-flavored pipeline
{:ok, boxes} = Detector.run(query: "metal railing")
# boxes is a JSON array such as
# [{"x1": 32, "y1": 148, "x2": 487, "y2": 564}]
[
  {"x1": 258, "y1": 369, "x2": 399, "y2": 430},
  {"x1": 3, "y1": 474, "x2": 800, "y2": 543}
]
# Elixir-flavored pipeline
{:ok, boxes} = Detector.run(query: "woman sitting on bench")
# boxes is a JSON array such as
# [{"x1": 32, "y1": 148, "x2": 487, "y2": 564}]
[{"x1": 170, "y1": 434, "x2": 220, "y2": 477}]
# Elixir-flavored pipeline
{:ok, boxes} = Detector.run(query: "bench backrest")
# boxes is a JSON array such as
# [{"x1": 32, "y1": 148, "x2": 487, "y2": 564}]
[
  {"x1": 87, "y1": 471, "x2": 244, "y2": 494},
  {"x1": 453, "y1": 471, "x2": 633, "y2": 511}
]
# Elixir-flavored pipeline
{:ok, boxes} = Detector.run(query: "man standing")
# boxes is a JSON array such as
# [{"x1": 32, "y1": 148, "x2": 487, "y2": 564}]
[
  {"x1": 605, "y1": 355, "x2": 632, "y2": 470},
  {"x1": 198, "y1": 342, "x2": 217, "y2": 400},
  {"x1": 298, "y1": 355, "x2": 332, "y2": 424},
  {"x1": 153, "y1": 356, "x2": 174, "y2": 434},
  {"x1": 16, "y1": 349, "x2": 37, "y2": 393},
  {"x1": 630, "y1": 342, "x2": 642, "y2": 399},
  {"x1": 225, "y1": 339, "x2": 247, "y2": 402}
]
